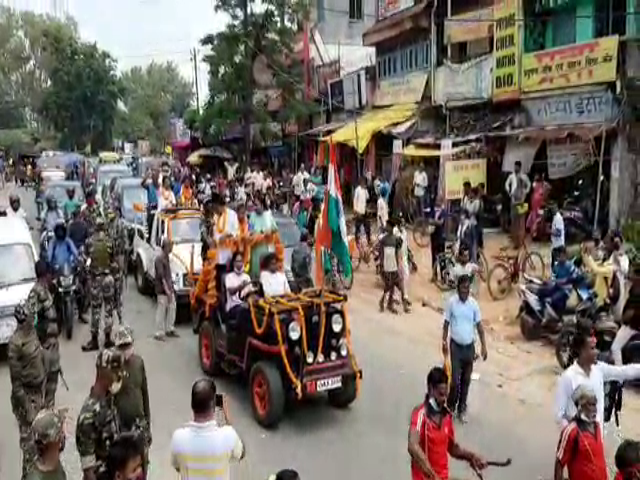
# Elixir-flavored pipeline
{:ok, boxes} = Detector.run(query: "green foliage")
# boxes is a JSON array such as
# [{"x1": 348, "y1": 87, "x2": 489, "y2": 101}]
[
  {"x1": 199, "y1": 0, "x2": 315, "y2": 144},
  {"x1": 0, "y1": 6, "x2": 77, "y2": 130},
  {"x1": 40, "y1": 27, "x2": 121, "y2": 152},
  {"x1": 115, "y1": 62, "x2": 193, "y2": 151}
]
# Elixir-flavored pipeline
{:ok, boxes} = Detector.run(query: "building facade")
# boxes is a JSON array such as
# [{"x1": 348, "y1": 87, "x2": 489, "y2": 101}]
[{"x1": 311, "y1": 0, "x2": 378, "y2": 46}]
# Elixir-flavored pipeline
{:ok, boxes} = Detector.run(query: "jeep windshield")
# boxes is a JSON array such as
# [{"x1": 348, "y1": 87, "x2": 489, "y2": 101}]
[
  {"x1": 0, "y1": 244, "x2": 36, "y2": 288},
  {"x1": 169, "y1": 217, "x2": 201, "y2": 244},
  {"x1": 122, "y1": 186, "x2": 147, "y2": 220}
]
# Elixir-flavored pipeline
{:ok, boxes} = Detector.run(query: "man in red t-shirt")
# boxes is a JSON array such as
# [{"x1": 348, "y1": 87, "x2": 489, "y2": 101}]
[
  {"x1": 615, "y1": 439, "x2": 640, "y2": 480},
  {"x1": 408, "y1": 366, "x2": 487, "y2": 480},
  {"x1": 554, "y1": 384, "x2": 607, "y2": 480}
]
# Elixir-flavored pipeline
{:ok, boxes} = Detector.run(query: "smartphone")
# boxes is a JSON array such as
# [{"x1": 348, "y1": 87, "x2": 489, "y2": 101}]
[{"x1": 215, "y1": 393, "x2": 224, "y2": 408}]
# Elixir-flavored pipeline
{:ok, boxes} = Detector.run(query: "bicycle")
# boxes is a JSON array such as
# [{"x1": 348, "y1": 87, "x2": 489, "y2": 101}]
[
  {"x1": 350, "y1": 223, "x2": 379, "y2": 272},
  {"x1": 487, "y1": 244, "x2": 545, "y2": 301}
]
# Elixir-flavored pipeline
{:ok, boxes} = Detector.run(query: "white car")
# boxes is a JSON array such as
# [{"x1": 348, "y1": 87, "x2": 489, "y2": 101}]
[
  {"x1": 0, "y1": 217, "x2": 38, "y2": 345},
  {"x1": 132, "y1": 207, "x2": 203, "y2": 303}
]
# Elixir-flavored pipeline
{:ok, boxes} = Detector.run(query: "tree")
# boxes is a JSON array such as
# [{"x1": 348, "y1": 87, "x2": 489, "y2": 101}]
[
  {"x1": 199, "y1": 0, "x2": 316, "y2": 147},
  {"x1": 0, "y1": 6, "x2": 77, "y2": 130},
  {"x1": 40, "y1": 28, "x2": 121, "y2": 152},
  {"x1": 115, "y1": 62, "x2": 193, "y2": 151}
]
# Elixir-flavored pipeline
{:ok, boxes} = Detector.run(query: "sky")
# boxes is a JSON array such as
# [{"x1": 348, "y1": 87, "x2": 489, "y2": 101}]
[{"x1": 5, "y1": 0, "x2": 223, "y2": 101}]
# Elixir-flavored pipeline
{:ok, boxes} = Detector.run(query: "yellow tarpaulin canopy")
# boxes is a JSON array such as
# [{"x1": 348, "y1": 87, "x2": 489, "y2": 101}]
[
  {"x1": 327, "y1": 104, "x2": 416, "y2": 154},
  {"x1": 403, "y1": 144, "x2": 467, "y2": 157}
]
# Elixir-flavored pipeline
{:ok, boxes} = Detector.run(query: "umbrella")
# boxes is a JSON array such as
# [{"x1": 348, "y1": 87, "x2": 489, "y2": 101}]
[{"x1": 186, "y1": 147, "x2": 233, "y2": 166}]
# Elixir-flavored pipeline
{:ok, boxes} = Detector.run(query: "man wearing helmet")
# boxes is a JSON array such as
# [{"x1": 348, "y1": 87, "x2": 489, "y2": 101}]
[
  {"x1": 42, "y1": 196, "x2": 64, "y2": 234},
  {"x1": 82, "y1": 216, "x2": 118, "y2": 352},
  {"x1": 8, "y1": 301, "x2": 48, "y2": 479},
  {"x1": 26, "y1": 408, "x2": 67, "y2": 480},
  {"x1": 8, "y1": 193, "x2": 28, "y2": 221},
  {"x1": 47, "y1": 220, "x2": 79, "y2": 271}
]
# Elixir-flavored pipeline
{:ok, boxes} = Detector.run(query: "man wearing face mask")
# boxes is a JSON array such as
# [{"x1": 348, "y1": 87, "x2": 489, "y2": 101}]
[
  {"x1": 554, "y1": 384, "x2": 606, "y2": 480},
  {"x1": 76, "y1": 349, "x2": 123, "y2": 480},
  {"x1": 112, "y1": 325, "x2": 151, "y2": 476},
  {"x1": 8, "y1": 301, "x2": 48, "y2": 480},
  {"x1": 26, "y1": 408, "x2": 68, "y2": 480}
]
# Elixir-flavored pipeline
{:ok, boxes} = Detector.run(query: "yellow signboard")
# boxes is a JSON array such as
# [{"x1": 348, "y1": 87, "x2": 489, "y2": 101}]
[
  {"x1": 492, "y1": 0, "x2": 521, "y2": 100},
  {"x1": 374, "y1": 71, "x2": 429, "y2": 107},
  {"x1": 444, "y1": 159, "x2": 487, "y2": 200},
  {"x1": 522, "y1": 36, "x2": 619, "y2": 92}
]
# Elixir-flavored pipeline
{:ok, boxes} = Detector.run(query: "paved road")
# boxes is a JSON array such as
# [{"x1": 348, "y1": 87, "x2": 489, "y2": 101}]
[{"x1": 0, "y1": 183, "x2": 631, "y2": 480}]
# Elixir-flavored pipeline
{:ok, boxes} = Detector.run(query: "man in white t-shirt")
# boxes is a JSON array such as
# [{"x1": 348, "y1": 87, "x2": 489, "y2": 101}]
[
  {"x1": 171, "y1": 378, "x2": 245, "y2": 480},
  {"x1": 260, "y1": 252, "x2": 291, "y2": 296},
  {"x1": 353, "y1": 177, "x2": 370, "y2": 243},
  {"x1": 292, "y1": 165, "x2": 308, "y2": 199},
  {"x1": 550, "y1": 204, "x2": 565, "y2": 266},
  {"x1": 413, "y1": 166, "x2": 429, "y2": 215}
]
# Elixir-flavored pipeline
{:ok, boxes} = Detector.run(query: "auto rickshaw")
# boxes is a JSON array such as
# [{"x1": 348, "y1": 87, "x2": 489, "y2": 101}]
[{"x1": 190, "y1": 233, "x2": 362, "y2": 428}]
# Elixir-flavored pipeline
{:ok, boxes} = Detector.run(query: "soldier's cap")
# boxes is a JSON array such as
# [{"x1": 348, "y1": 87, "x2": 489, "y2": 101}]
[
  {"x1": 113, "y1": 324, "x2": 134, "y2": 347},
  {"x1": 31, "y1": 408, "x2": 67, "y2": 443},
  {"x1": 96, "y1": 348, "x2": 124, "y2": 371}
]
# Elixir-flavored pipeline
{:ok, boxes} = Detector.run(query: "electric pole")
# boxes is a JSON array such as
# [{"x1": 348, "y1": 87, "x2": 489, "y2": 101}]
[
  {"x1": 191, "y1": 47, "x2": 201, "y2": 114},
  {"x1": 242, "y1": 0, "x2": 252, "y2": 165}
]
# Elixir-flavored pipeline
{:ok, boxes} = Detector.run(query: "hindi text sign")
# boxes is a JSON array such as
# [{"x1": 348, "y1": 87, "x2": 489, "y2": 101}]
[
  {"x1": 546, "y1": 139, "x2": 591, "y2": 179},
  {"x1": 522, "y1": 36, "x2": 619, "y2": 92},
  {"x1": 523, "y1": 89, "x2": 616, "y2": 126},
  {"x1": 445, "y1": 159, "x2": 487, "y2": 200},
  {"x1": 493, "y1": 0, "x2": 521, "y2": 100}
]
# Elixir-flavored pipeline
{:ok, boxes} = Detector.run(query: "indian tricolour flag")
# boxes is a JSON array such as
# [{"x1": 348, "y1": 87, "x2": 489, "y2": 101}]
[{"x1": 315, "y1": 141, "x2": 352, "y2": 286}]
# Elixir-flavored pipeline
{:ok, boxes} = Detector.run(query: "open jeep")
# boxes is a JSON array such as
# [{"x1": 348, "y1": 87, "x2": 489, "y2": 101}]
[{"x1": 190, "y1": 234, "x2": 362, "y2": 428}]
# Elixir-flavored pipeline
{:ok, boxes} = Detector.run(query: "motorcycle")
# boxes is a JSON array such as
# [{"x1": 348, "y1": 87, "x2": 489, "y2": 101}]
[
  {"x1": 530, "y1": 203, "x2": 593, "y2": 243},
  {"x1": 517, "y1": 274, "x2": 596, "y2": 341},
  {"x1": 54, "y1": 262, "x2": 77, "y2": 340}
]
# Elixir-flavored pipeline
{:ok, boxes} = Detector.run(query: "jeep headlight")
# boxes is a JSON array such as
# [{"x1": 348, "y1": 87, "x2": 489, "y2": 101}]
[
  {"x1": 339, "y1": 340, "x2": 348, "y2": 357},
  {"x1": 288, "y1": 320, "x2": 301, "y2": 341},
  {"x1": 331, "y1": 314, "x2": 343, "y2": 333}
]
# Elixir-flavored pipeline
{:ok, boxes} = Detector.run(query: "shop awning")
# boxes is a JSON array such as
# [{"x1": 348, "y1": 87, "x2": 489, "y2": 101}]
[
  {"x1": 403, "y1": 144, "x2": 468, "y2": 157},
  {"x1": 382, "y1": 118, "x2": 417, "y2": 138},
  {"x1": 327, "y1": 104, "x2": 417, "y2": 154},
  {"x1": 300, "y1": 121, "x2": 347, "y2": 137}
]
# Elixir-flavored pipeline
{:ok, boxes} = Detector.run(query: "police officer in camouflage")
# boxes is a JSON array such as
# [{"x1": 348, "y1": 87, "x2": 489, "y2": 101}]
[
  {"x1": 26, "y1": 408, "x2": 67, "y2": 480},
  {"x1": 107, "y1": 208, "x2": 127, "y2": 324},
  {"x1": 82, "y1": 217, "x2": 118, "y2": 352},
  {"x1": 76, "y1": 349, "x2": 123, "y2": 480},
  {"x1": 82, "y1": 187, "x2": 102, "y2": 236},
  {"x1": 113, "y1": 325, "x2": 151, "y2": 475},
  {"x1": 26, "y1": 260, "x2": 60, "y2": 409},
  {"x1": 8, "y1": 301, "x2": 47, "y2": 479}
]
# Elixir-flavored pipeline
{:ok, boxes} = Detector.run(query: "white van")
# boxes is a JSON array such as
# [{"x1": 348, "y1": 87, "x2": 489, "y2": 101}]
[{"x1": 0, "y1": 217, "x2": 38, "y2": 345}]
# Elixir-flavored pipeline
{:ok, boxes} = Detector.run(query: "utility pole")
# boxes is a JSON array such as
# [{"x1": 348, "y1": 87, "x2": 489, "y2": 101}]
[
  {"x1": 191, "y1": 48, "x2": 201, "y2": 114},
  {"x1": 242, "y1": 0, "x2": 252, "y2": 165}
]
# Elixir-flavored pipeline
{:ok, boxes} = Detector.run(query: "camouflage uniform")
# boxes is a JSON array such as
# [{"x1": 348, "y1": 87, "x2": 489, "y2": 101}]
[
  {"x1": 25, "y1": 408, "x2": 67, "y2": 480},
  {"x1": 25, "y1": 281, "x2": 60, "y2": 409},
  {"x1": 108, "y1": 211, "x2": 127, "y2": 324},
  {"x1": 76, "y1": 349, "x2": 122, "y2": 480},
  {"x1": 113, "y1": 325, "x2": 151, "y2": 473},
  {"x1": 8, "y1": 302, "x2": 47, "y2": 480},
  {"x1": 82, "y1": 218, "x2": 117, "y2": 352},
  {"x1": 82, "y1": 203, "x2": 102, "y2": 236}
]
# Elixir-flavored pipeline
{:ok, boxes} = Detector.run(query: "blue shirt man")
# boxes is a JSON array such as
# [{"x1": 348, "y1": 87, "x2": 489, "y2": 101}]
[
  {"x1": 48, "y1": 225, "x2": 79, "y2": 269},
  {"x1": 444, "y1": 287, "x2": 482, "y2": 345}
]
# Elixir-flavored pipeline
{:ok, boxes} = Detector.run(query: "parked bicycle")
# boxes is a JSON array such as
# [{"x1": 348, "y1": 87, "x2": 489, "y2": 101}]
[{"x1": 487, "y1": 244, "x2": 545, "y2": 301}]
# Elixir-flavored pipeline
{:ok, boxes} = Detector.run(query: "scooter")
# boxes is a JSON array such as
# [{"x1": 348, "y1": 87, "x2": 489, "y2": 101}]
[
  {"x1": 517, "y1": 274, "x2": 596, "y2": 341},
  {"x1": 54, "y1": 262, "x2": 77, "y2": 340}
]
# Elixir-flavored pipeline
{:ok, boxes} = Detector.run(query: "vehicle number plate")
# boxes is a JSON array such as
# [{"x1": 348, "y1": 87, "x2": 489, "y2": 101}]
[{"x1": 316, "y1": 376, "x2": 342, "y2": 392}]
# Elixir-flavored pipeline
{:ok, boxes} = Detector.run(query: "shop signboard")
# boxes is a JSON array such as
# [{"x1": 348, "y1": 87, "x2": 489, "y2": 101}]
[
  {"x1": 547, "y1": 139, "x2": 591, "y2": 179},
  {"x1": 492, "y1": 0, "x2": 521, "y2": 101},
  {"x1": 522, "y1": 36, "x2": 619, "y2": 93},
  {"x1": 523, "y1": 89, "x2": 616, "y2": 127},
  {"x1": 445, "y1": 7, "x2": 493, "y2": 45},
  {"x1": 444, "y1": 159, "x2": 487, "y2": 200},
  {"x1": 378, "y1": 0, "x2": 414, "y2": 20},
  {"x1": 374, "y1": 71, "x2": 429, "y2": 106},
  {"x1": 434, "y1": 55, "x2": 492, "y2": 105}
]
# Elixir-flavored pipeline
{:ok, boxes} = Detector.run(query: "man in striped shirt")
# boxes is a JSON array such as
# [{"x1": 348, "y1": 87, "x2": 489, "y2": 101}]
[{"x1": 171, "y1": 379, "x2": 245, "y2": 479}]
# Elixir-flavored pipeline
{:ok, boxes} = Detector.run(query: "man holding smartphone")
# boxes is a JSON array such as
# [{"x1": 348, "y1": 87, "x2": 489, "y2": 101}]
[{"x1": 170, "y1": 378, "x2": 245, "y2": 479}]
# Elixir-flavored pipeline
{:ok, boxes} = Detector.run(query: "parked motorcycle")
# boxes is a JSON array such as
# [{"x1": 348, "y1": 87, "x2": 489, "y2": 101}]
[
  {"x1": 530, "y1": 203, "x2": 593, "y2": 243},
  {"x1": 517, "y1": 274, "x2": 596, "y2": 341},
  {"x1": 54, "y1": 262, "x2": 77, "y2": 340}
]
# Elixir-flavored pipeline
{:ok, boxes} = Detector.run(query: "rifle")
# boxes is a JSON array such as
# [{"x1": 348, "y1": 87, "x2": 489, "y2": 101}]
[{"x1": 59, "y1": 367, "x2": 70, "y2": 392}]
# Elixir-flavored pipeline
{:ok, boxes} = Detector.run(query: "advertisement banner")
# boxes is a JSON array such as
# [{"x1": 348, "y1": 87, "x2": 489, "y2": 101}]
[
  {"x1": 546, "y1": 139, "x2": 591, "y2": 179},
  {"x1": 434, "y1": 55, "x2": 492, "y2": 105},
  {"x1": 378, "y1": 0, "x2": 414, "y2": 19},
  {"x1": 522, "y1": 36, "x2": 619, "y2": 92},
  {"x1": 375, "y1": 71, "x2": 429, "y2": 106},
  {"x1": 523, "y1": 89, "x2": 616, "y2": 127},
  {"x1": 445, "y1": 159, "x2": 487, "y2": 200},
  {"x1": 493, "y1": 0, "x2": 520, "y2": 100}
]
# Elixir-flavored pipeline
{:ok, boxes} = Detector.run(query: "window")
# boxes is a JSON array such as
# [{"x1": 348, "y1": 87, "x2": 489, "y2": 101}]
[
  {"x1": 376, "y1": 40, "x2": 431, "y2": 80},
  {"x1": 551, "y1": 9, "x2": 576, "y2": 47},
  {"x1": 316, "y1": 0, "x2": 325, "y2": 22},
  {"x1": 349, "y1": 0, "x2": 363, "y2": 21}
]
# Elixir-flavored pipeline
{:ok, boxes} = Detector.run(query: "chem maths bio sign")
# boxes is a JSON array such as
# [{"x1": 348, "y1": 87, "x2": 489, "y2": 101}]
[{"x1": 492, "y1": 0, "x2": 521, "y2": 101}]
